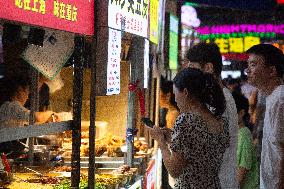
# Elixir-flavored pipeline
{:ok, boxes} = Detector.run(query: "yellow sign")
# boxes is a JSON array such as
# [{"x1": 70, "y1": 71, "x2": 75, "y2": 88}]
[
  {"x1": 211, "y1": 36, "x2": 260, "y2": 53},
  {"x1": 150, "y1": 0, "x2": 159, "y2": 44}
]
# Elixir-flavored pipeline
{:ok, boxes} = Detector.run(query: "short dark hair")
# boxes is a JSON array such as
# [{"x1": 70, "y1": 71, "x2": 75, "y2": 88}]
[
  {"x1": 232, "y1": 91, "x2": 251, "y2": 128},
  {"x1": 160, "y1": 76, "x2": 178, "y2": 109},
  {"x1": 173, "y1": 68, "x2": 225, "y2": 118},
  {"x1": 187, "y1": 42, "x2": 223, "y2": 76},
  {"x1": 6, "y1": 75, "x2": 30, "y2": 100},
  {"x1": 232, "y1": 91, "x2": 249, "y2": 113},
  {"x1": 246, "y1": 44, "x2": 284, "y2": 78}
]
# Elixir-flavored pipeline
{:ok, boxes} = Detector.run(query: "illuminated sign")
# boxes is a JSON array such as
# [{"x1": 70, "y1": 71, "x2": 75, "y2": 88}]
[
  {"x1": 221, "y1": 70, "x2": 241, "y2": 79},
  {"x1": 206, "y1": 36, "x2": 261, "y2": 54},
  {"x1": 272, "y1": 42, "x2": 284, "y2": 53},
  {"x1": 0, "y1": 0, "x2": 94, "y2": 35},
  {"x1": 108, "y1": 0, "x2": 149, "y2": 38},
  {"x1": 197, "y1": 24, "x2": 284, "y2": 35},
  {"x1": 144, "y1": 39, "x2": 150, "y2": 88},
  {"x1": 277, "y1": 0, "x2": 284, "y2": 4},
  {"x1": 223, "y1": 53, "x2": 248, "y2": 61},
  {"x1": 181, "y1": 5, "x2": 200, "y2": 27},
  {"x1": 169, "y1": 14, "x2": 179, "y2": 70},
  {"x1": 199, "y1": 32, "x2": 276, "y2": 40},
  {"x1": 150, "y1": 0, "x2": 159, "y2": 44},
  {"x1": 107, "y1": 28, "x2": 122, "y2": 95}
]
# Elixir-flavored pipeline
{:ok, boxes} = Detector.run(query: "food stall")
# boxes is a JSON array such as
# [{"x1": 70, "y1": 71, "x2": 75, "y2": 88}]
[
  {"x1": 0, "y1": 0, "x2": 163, "y2": 188},
  {"x1": 0, "y1": 0, "x2": 94, "y2": 187}
]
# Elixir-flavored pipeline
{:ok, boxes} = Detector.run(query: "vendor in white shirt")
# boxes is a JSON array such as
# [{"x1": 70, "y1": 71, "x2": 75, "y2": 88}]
[
  {"x1": 0, "y1": 75, "x2": 58, "y2": 129},
  {"x1": 246, "y1": 44, "x2": 284, "y2": 189}
]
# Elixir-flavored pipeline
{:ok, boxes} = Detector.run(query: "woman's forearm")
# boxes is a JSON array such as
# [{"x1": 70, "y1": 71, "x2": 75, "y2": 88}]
[{"x1": 159, "y1": 142, "x2": 184, "y2": 178}]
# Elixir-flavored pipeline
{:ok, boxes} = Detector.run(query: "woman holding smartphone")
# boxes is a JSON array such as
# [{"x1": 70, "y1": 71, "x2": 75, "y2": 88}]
[{"x1": 147, "y1": 68, "x2": 230, "y2": 189}]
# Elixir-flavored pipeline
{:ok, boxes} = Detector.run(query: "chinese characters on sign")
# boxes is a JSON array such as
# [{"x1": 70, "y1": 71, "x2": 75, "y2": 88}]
[
  {"x1": 208, "y1": 36, "x2": 261, "y2": 54},
  {"x1": 150, "y1": 0, "x2": 159, "y2": 44},
  {"x1": 15, "y1": 0, "x2": 46, "y2": 14},
  {"x1": 14, "y1": 0, "x2": 78, "y2": 22},
  {"x1": 108, "y1": 0, "x2": 149, "y2": 38},
  {"x1": 53, "y1": 0, "x2": 77, "y2": 22},
  {"x1": 0, "y1": 0, "x2": 94, "y2": 35},
  {"x1": 107, "y1": 28, "x2": 122, "y2": 95}
]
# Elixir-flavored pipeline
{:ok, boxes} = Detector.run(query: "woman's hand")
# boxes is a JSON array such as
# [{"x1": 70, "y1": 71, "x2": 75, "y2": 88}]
[
  {"x1": 160, "y1": 127, "x2": 172, "y2": 144},
  {"x1": 35, "y1": 111, "x2": 60, "y2": 124},
  {"x1": 47, "y1": 113, "x2": 60, "y2": 122},
  {"x1": 147, "y1": 126, "x2": 165, "y2": 144}
]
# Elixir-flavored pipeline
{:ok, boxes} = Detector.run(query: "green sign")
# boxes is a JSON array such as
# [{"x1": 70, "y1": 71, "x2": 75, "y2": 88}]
[{"x1": 169, "y1": 14, "x2": 179, "y2": 70}]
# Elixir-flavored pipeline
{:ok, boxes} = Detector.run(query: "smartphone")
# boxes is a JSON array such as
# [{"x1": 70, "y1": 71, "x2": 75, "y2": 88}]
[{"x1": 141, "y1": 117, "x2": 155, "y2": 128}]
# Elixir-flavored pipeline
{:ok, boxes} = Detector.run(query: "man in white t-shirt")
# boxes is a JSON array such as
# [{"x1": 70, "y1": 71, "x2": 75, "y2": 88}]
[
  {"x1": 187, "y1": 42, "x2": 239, "y2": 189},
  {"x1": 246, "y1": 44, "x2": 284, "y2": 189}
]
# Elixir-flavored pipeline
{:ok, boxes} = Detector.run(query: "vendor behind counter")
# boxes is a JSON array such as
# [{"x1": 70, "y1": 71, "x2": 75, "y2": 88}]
[{"x1": 0, "y1": 75, "x2": 58, "y2": 158}]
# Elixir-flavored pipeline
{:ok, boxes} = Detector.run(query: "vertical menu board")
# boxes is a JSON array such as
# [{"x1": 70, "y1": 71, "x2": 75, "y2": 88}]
[{"x1": 107, "y1": 28, "x2": 122, "y2": 95}]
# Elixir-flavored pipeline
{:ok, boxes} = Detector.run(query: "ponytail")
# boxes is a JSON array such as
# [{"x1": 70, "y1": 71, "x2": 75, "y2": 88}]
[{"x1": 201, "y1": 74, "x2": 226, "y2": 118}]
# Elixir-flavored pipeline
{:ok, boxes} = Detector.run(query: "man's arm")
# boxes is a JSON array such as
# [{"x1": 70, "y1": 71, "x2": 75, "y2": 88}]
[
  {"x1": 280, "y1": 143, "x2": 284, "y2": 188},
  {"x1": 275, "y1": 100, "x2": 284, "y2": 188}
]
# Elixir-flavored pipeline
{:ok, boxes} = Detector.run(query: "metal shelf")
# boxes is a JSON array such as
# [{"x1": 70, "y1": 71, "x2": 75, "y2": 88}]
[{"x1": 0, "y1": 121, "x2": 72, "y2": 143}]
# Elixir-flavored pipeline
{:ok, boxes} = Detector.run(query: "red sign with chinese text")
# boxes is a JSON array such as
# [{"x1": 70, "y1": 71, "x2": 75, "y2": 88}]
[
  {"x1": 0, "y1": 0, "x2": 94, "y2": 35},
  {"x1": 277, "y1": 0, "x2": 284, "y2": 4}
]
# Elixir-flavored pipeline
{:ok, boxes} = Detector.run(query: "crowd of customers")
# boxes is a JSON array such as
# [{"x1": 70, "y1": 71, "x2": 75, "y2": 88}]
[{"x1": 146, "y1": 42, "x2": 284, "y2": 189}]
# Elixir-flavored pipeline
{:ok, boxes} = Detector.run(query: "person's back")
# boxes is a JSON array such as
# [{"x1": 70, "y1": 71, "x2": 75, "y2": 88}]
[
  {"x1": 186, "y1": 43, "x2": 239, "y2": 188},
  {"x1": 219, "y1": 87, "x2": 239, "y2": 188},
  {"x1": 171, "y1": 112, "x2": 230, "y2": 189}
]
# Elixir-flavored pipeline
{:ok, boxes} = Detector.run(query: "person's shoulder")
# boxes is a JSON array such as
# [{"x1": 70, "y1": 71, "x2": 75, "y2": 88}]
[
  {"x1": 0, "y1": 101, "x2": 9, "y2": 111},
  {"x1": 223, "y1": 87, "x2": 232, "y2": 96},
  {"x1": 279, "y1": 85, "x2": 284, "y2": 101},
  {"x1": 222, "y1": 87, "x2": 238, "y2": 116},
  {"x1": 268, "y1": 85, "x2": 284, "y2": 104},
  {"x1": 239, "y1": 127, "x2": 252, "y2": 136},
  {"x1": 175, "y1": 112, "x2": 202, "y2": 127},
  {"x1": 223, "y1": 87, "x2": 235, "y2": 104},
  {"x1": 0, "y1": 101, "x2": 14, "y2": 108}
]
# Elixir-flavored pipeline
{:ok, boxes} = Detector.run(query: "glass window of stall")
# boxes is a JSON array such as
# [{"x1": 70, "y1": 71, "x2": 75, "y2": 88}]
[{"x1": 0, "y1": 23, "x2": 75, "y2": 163}]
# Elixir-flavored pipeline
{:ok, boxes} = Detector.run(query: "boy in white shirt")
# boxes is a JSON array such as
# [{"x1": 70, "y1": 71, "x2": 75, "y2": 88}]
[{"x1": 246, "y1": 44, "x2": 284, "y2": 189}]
